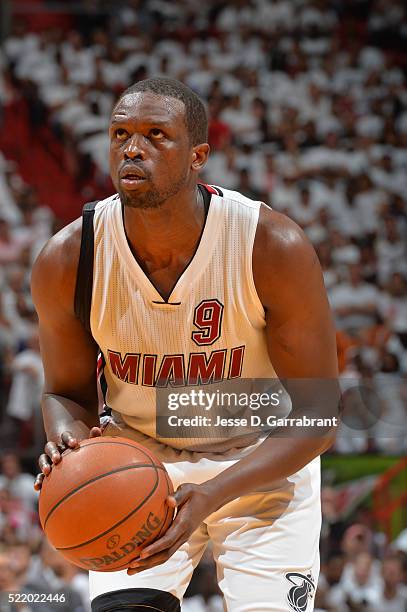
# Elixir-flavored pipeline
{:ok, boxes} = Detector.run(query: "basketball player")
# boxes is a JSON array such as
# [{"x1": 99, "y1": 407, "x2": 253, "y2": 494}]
[{"x1": 32, "y1": 78, "x2": 338, "y2": 611}]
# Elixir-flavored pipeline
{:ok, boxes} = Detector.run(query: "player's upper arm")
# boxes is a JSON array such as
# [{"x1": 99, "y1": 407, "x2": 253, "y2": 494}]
[
  {"x1": 253, "y1": 205, "x2": 338, "y2": 379},
  {"x1": 31, "y1": 218, "x2": 99, "y2": 408}
]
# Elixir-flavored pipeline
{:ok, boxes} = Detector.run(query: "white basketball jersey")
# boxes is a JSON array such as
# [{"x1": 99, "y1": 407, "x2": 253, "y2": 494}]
[{"x1": 91, "y1": 185, "x2": 283, "y2": 451}]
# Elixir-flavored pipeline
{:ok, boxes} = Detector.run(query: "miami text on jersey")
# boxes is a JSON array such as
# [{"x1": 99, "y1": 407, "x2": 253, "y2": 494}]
[{"x1": 106, "y1": 345, "x2": 245, "y2": 387}]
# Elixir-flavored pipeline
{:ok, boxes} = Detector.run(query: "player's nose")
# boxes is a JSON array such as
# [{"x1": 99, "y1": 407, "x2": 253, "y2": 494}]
[{"x1": 123, "y1": 134, "x2": 146, "y2": 161}]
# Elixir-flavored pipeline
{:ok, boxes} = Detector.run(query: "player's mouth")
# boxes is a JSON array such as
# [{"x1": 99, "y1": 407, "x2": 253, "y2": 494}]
[
  {"x1": 119, "y1": 166, "x2": 147, "y2": 188},
  {"x1": 120, "y1": 176, "x2": 146, "y2": 188}
]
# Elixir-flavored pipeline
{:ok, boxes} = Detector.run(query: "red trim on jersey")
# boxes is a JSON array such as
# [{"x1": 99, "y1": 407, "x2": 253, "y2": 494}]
[
  {"x1": 199, "y1": 183, "x2": 218, "y2": 195},
  {"x1": 97, "y1": 353, "x2": 103, "y2": 378}
]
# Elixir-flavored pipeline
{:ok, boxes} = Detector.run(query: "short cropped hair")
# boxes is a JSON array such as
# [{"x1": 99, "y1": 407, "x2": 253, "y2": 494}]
[{"x1": 116, "y1": 77, "x2": 208, "y2": 145}]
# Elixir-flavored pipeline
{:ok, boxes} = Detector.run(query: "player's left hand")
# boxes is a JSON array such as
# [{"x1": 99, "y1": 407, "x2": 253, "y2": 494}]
[{"x1": 127, "y1": 482, "x2": 218, "y2": 575}]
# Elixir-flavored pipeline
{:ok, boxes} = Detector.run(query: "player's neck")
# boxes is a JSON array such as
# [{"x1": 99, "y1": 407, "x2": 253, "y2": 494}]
[{"x1": 122, "y1": 186, "x2": 205, "y2": 268}]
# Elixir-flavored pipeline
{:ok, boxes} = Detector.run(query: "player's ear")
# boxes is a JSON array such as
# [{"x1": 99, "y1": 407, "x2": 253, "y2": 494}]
[{"x1": 191, "y1": 143, "x2": 210, "y2": 172}]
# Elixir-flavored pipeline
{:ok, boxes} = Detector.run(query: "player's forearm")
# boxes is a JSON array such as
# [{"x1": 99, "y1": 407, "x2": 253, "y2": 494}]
[
  {"x1": 42, "y1": 393, "x2": 99, "y2": 443},
  {"x1": 204, "y1": 434, "x2": 335, "y2": 512},
  {"x1": 204, "y1": 378, "x2": 340, "y2": 510}
]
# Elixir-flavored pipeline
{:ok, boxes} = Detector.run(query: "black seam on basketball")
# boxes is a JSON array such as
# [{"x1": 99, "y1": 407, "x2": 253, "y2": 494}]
[
  {"x1": 154, "y1": 473, "x2": 173, "y2": 540},
  {"x1": 92, "y1": 479, "x2": 173, "y2": 573},
  {"x1": 103, "y1": 477, "x2": 173, "y2": 571},
  {"x1": 43, "y1": 462, "x2": 166, "y2": 529},
  {"x1": 44, "y1": 463, "x2": 165, "y2": 529},
  {"x1": 63, "y1": 440, "x2": 157, "y2": 466},
  {"x1": 55, "y1": 464, "x2": 161, "y2": 550}
]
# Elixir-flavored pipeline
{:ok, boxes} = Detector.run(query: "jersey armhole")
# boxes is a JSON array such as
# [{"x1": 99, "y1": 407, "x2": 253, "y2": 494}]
[
  {"x1": 247, "y1": 203, "x2": 267, "y2": 320},
  {"x1": 74, "y1": 201, "x2": 98, "y2": 332}
]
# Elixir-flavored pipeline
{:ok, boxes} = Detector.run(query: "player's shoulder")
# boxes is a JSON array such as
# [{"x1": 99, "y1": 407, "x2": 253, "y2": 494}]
[
  {"x1": 212, "y1": 183, "x2": 310, "y2": 258},
  {"x1": 256, "y1": 204, "x2": 308, "y2": 256},
  {"x1": 33, "y1": 216, "x2": 83, "y2": 281},
  {"x1": 210, "y1": 184, "x2": 262, "y2": 210},
  {"x1": 31, "y1": 216, "x2": 83, "y2": 311},
  {"x1": 253, "y1": 204, "x2": 319, "y2": 293},
  {"x1": 31, "y1": 194, "x2": 117, "y2": 307}
]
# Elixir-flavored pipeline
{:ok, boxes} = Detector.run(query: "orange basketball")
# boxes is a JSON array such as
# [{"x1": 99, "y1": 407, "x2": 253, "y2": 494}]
[{"x1": 38, "y1": 437, "x2": 174, "y2": 572}]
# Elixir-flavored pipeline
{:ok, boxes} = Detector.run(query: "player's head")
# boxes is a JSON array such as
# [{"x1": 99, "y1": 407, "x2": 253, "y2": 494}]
[
  {"x1": 0, "y1": 453, "x2": 21, "y2": 478},
  {"x1": 109, "y1": 77, "x2": 209, "y2": 209}
]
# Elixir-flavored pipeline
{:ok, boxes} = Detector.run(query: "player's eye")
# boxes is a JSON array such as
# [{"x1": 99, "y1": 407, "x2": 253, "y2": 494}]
[
  {"x1": 149, "y1": 128, "x2": 164, "y2": 139},
  {"x1": 114, "y1": 128, "x2": 128, "y2": 140}
]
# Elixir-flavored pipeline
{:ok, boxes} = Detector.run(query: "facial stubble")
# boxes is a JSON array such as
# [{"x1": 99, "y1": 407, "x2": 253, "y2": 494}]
[{"x1": 118, "y1": 168, "x2": 190, "y2": 210}]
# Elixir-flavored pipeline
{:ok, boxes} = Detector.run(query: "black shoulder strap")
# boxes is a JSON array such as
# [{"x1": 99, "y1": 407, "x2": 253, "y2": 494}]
[
  {"x1": 74, "y1": 201, "x2": 97, "y2": 333},
  {"x1": 197, "y1": 183, "x2": 211, "y2": 216}
]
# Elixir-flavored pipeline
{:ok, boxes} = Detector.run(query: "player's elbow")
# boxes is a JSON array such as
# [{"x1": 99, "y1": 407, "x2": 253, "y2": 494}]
[{"x1": 320, "y1": 428, "x2": 337, "y2": 455}]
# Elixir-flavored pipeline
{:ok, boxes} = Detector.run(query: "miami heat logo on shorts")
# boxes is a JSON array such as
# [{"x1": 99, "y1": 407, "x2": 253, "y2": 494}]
[{"x1": 285, "y1": 572, "x2": 315, "y2": 612}]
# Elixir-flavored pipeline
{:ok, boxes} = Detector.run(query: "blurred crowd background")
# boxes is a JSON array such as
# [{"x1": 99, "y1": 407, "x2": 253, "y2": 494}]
[{"x1": 0, "y1": 0, "x2": 406, "y2": 610}]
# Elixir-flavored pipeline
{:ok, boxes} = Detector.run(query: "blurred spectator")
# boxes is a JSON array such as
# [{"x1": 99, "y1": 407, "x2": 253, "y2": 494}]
[
  {"x1": 0, "y1": 453, "x2": 37, "y2": 514},
  {"x1": 376, "y1": 217, "x2": 407, "y2": 283},
  {"x1": 0, "y1": 218, "x2": 30, "y2": 265},
  {"x1": 6, "y1": 330, "x2": 43, "y2": 426},
  {"x1": 8, "y1": 542, "x2": 32, "y2": 585},
  {"x1": 292, "y1": 185, "x2": 320, "y2": 228},
  {"x1": 341, "y1": 525, "x2": 374, "y2": 563},
  {"x1": 329, "y1": 263, "x2": 380, "y2": 335},
  {"x1": 0, "y1": 487, "x2": 33, "y2": 545},
  {"x1": 371, "y1": 552, "x2": 407, "y2": 611},
  {"x1": 23, "y1": 540, "x2": 87, "y2": 611},
  {"x1": 0, "y1": 549, "x2": 21, "y2": 594},
  {"x1": 207, "y1": 98, "x2": 231, "y2": 151},
  {"x1": 381, "y1": 273, "x2": 407, "y2": 348},
  {"x1": 328, "y1": 551, "x2": 381, "y2": 610},
  {"x1": 236, "y1": 168, "x2": 263, "y2": 201},
  {"x1": 373, "y1": 351, "x2": 406, "y2": 454},
  {"x1": 317, "y1": 552, "x2": 346, "y2": 610},
  {"x1": 2, "y1": 266, "x2": 37, "y2": 347}
]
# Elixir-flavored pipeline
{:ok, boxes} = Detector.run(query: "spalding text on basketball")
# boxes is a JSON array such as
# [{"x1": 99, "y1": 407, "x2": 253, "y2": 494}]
[{"x1": 79, "y1": 512, "x2": 162, "y2": 569}]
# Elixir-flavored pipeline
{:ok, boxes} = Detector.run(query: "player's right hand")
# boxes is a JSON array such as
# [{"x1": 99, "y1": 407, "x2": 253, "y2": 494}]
[{"x1": 34, "y1": 427, "x2": 102, "y2": 491}]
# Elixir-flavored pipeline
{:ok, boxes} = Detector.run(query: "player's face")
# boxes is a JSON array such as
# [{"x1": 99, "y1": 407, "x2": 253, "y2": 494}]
[{"x1": 109, "y1": 92, "x2": 194, "y2": 209}]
